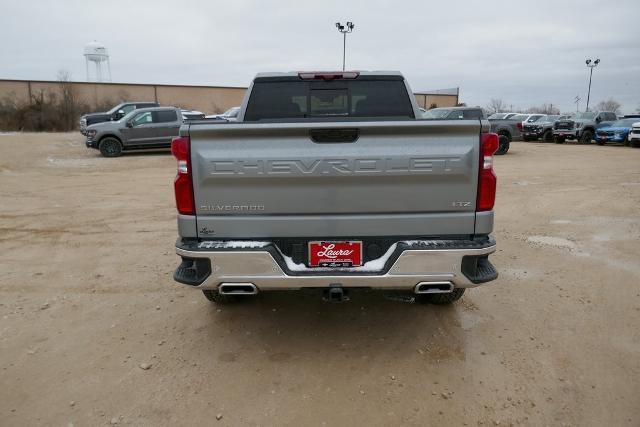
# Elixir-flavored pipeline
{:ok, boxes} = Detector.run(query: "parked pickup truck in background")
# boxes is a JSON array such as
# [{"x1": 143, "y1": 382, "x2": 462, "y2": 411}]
[
  {"x1": 522, "y1": 115, "x2": 569, "y2": 142},
  {"x1": 170, "y1": 71, "x2": 499, "y2": 305},
  {"x1": 79, "y1": 101, "x2": 159, "y2": 135},
  {"x1": 553, "y1": 111, "x2": 617, "y2": 144},
  {"x1": 488, "y1": 113, "x2": 529, "y2": 154},
  {"x1": 85, "y1": 106, "x2": 182, "y2": 157}
]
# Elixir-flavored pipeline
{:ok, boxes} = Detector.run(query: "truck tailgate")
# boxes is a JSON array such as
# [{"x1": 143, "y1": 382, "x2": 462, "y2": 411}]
[{"x1": 189, "y1": 120, "x2": 481, "y2": 238}]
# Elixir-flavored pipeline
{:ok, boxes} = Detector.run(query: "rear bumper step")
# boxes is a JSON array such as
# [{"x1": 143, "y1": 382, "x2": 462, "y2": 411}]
[{"x1": 173, "y1": 237, "x2": 497, "y2": 291}]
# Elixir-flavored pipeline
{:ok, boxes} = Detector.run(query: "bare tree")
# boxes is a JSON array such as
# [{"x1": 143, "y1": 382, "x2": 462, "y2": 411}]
[
  {"x1": 595, "y1": 98, "x2": 621, "y2": 114},
  {"x1": 57, "y1": 70, "x2": 78, "y2": 131},
  {"x1": 486, "y1": 99, "x2": 506, "y2": 114}
]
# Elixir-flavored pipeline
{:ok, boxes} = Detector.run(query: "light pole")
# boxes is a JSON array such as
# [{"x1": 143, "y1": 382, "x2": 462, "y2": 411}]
[
  {"x1": 335, "y1": 21, "x2": 354, "y2": 71},
  {"x1": 585, "y1": 58, "x2": 600, "y2": 111}
]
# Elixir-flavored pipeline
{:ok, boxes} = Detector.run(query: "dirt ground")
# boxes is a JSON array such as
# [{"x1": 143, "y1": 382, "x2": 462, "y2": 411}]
[{"x1": 0, "y1": 133, "x2": 639, "y2": 426}]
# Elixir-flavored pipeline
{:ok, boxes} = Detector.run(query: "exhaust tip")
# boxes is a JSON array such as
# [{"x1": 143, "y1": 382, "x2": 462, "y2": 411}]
[
  {"x1": 414, "y1": 281, "x2": 454, "y2": 294},
  {"x1": 218, "y1": 283, "x2": 258, "y2": 295}
]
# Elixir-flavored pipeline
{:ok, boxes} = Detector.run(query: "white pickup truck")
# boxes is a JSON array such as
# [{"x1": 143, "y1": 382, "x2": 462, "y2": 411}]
[{"x1": 170, "y1": 71, "x2": 499, "y2": 304}]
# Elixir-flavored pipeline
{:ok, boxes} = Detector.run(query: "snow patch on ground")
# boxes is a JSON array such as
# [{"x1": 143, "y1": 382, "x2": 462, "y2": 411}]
[
  {"x1": 526, "y1": 235, "x2": 578, "y2": 250},
  {"x1": 550, "y1": 219, "x2": 572, "y2": 224},
  {"x1": 512, "y1": 181, "x2": 541, "y2": 186},
  {"x1": 47, "y1": 157, "x2": 97, "y2": 168}
]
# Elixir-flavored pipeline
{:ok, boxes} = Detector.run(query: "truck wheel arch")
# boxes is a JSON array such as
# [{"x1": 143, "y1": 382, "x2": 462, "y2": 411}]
[{"x1": 99, "y1": 134, "x2": 122, "y2": 144}]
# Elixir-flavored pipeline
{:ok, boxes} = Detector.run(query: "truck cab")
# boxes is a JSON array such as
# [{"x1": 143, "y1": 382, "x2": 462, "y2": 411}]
[{"x1": 79, "y1": 101, "x2": 159, "y2": 135}]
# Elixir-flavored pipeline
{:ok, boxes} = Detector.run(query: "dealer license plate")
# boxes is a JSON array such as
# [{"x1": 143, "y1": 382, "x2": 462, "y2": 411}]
[{"x1": 308, "y1": 241, "x2": 363, "y2": 267}]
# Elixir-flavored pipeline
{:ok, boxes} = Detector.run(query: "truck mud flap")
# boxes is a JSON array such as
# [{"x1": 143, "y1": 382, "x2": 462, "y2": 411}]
[
  {"x1": 174, "y1": 256, "x2": 211, "y2": 286},
  {"x1": 461, "y1": 255, "x2": 498, "y2": 284}
]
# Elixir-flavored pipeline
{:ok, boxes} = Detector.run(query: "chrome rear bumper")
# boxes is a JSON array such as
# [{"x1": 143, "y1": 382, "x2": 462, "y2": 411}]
[{"x1": 174, "y1": 238, "x2": 497, "y2": 291}]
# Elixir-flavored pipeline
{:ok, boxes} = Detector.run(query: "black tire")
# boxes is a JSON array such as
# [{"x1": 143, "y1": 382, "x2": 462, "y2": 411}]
[
  {"x1": 554, "y1": 136, "x2": 565, "y2": 144},
  {"x1": 522, "y1": 136, "x2": 531, "y2": 142},
  {"x1": 622, "y1": 136, "x2": 630, "y2": 146},
  {"x1": 631, "y1": 139, "x2": 640, "y2": 148},
  {"x1": 542, "y1": 130, "x2": 553, "y2": 142},
  {"x1": 496, "y1": 133, "x2": 510, "y2": 155},
  {"x1": 202, "y1": 289, "x2": 237, "y2": 304},
  {"x1": 415, "y1": 288, "x2": 465, "y2": 305},
  {"x1": 596, "y1": 140, "x2": 605, "y2": 146},
  {"x1": 99, "y1": 137, "x2": 123, "y2": 157},
  {"x1": 580, "y1": 130, "x2": 593, "y2": 145}
]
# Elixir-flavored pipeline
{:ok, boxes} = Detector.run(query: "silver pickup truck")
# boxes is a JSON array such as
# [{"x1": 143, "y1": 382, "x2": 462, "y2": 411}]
[{"x1": 171, "y1": 71, "x2": 499, "y2": 305}]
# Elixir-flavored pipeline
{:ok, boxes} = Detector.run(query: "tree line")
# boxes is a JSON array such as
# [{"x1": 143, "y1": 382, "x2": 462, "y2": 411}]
[{"x1": 485, "y1": 98, "x2": 626, "y2": 115}]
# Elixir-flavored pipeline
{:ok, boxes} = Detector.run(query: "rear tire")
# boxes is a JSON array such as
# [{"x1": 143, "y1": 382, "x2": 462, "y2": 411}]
[
  {"x1": 542, "y1": 130, "x2": 553, "y2": 142},
  {"x1": 631, "y1": 140, "x2": 640, "y2": 148},
  {"x1": 99, "y1": 137, "x2": 123, "y2": 157},
  {"x1": 580, "y1": 130, "x2": 594, "y2": 145},
  {"x1": 416, "y1": 288, "x2": 465, "y2": 305},
  {"x1": 496, "y1": 133, "x2": 510, "y2": 155},
  {"x1": 202, "y1": 289, "x2": 237, "y2": 304}
]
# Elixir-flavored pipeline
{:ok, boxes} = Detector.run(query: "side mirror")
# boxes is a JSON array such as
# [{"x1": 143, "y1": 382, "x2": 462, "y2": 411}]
[
  {"x1": 126, "y1": 121, "x2": 133, "y2": 128},
  {"x1": 595, "y1": 116, "x2": 601, "y2": 123}
]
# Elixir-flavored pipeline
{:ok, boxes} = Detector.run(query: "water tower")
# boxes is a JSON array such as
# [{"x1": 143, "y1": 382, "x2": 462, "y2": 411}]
[{"x1": 84, "y1": 41, "x2": 112, "y2": 82}]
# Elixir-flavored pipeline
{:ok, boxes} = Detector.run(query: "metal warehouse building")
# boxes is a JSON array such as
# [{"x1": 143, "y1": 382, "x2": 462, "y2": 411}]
[{"x1": 413, "y1": 87, "x2": 460, "y2": 109}]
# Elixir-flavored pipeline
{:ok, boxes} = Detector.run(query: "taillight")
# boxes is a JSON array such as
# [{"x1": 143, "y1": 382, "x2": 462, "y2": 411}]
[
  {"x1": 171, "y1": 136, "x2": 195, "y2": 215},
  {"x1": 516, "y1": 122, "x2": 523, "y2": 131},
  {"x1": 477, "y1": 133, "x2": 498, "y2": 211}
]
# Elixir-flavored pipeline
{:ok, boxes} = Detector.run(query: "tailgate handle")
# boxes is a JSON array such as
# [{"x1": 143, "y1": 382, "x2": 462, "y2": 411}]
[{"x1": 309, "y1": 128, "x2": 359, "y2": 143}]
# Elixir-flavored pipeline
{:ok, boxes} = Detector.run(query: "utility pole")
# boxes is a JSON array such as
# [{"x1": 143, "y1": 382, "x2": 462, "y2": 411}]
[
  {"x1": 335, "y1": 21, "x2": 355, "y2": 71},
  {"x1": 585, "y1": 59, "x2": 600, "y2": 111},
  {"x1": 574, "y1": 95, "x2": 581, "y2": 112}
]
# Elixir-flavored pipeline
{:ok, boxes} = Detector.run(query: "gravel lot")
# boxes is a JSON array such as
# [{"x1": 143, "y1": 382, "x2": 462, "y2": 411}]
[{"x1": 1, "y1": 133, "x2": 639, "y2": 426}]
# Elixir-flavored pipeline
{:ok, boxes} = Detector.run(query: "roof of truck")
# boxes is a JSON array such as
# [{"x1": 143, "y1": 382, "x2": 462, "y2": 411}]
[{"x1": 254, "y1": 71, "x2": 404, "y2": 78}]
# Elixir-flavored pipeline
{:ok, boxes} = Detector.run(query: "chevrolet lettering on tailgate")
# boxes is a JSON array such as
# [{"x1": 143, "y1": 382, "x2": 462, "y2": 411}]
[{"x1": 208, "y1": 157, "x2": 464, "y2": 176}]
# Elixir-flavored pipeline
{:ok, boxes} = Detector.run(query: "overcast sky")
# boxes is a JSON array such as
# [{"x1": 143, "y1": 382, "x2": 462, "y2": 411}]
[{"x1": 1, "y1": 0, "x2": 639, "y2": 113}]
